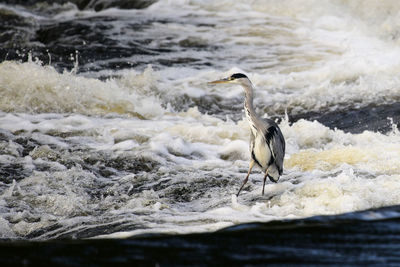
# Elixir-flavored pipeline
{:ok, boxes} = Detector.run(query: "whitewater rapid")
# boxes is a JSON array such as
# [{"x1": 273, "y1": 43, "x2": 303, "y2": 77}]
[{"x1": 0, "y1": 0, "x2": 400, "y2": 239}]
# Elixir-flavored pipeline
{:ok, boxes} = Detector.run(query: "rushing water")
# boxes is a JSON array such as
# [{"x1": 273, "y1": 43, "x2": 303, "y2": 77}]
[{"x1": 0, "y1": 0, "x2": 400, "y2": 248}]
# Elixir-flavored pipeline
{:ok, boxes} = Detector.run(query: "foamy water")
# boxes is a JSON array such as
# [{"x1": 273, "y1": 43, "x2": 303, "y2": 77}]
[{"x1": 0, "y1": 0, "x2": 399, "y2": 239}]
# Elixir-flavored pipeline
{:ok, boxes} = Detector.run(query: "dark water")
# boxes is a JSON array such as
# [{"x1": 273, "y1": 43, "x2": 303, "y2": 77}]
[
  {"x1": 292, "y1": 102, "x2": 400, "y2": 134},
  {"x1": 0, "y1": 0, "x2": 215, "y2": 79},
  {"x1": 1, "y1": 0, "x2": 400, "y2": 265},
  {"x1": 2, "y1": 205, "x2": 400, "y2": 266}
]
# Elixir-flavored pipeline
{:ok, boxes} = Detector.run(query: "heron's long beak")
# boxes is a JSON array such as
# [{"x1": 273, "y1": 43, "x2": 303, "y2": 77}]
[{"x1": 208, "y1": 77, "x2": 231, "y2": 84}]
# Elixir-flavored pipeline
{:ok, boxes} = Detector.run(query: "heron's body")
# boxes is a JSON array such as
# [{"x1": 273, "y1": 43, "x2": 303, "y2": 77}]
[
  {"x1": 251, "y1": 128, "x2": 272, "y2": 171},
  {"x1": 209, "y1": 73, "x2": 285, "y2": 196}
]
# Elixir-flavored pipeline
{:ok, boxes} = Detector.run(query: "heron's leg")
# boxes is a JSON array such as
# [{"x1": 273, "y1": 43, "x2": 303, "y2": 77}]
[
  {"x1": 262, "y1": 169, "x2": 269, "y2": 195},
  {"x1": 237, "y1": 160, "x2": 255, "y2": 197}
]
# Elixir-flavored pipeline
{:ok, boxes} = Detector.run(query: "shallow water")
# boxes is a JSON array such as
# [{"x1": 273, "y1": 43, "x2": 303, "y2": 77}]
[{"x1": 0, "y1": 0, "x2": 400, "y2": 244}]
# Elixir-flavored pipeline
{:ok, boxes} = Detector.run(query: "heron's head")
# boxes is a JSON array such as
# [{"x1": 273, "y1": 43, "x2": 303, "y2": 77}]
[{"x1": 208, "y1": 73, "x2": 250, "y2": 85}]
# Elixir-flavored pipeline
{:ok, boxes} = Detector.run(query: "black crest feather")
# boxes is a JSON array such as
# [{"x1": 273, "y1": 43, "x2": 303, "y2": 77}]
[{"x1": 230, "y1": 73, "x2": 248, "y2": 79}]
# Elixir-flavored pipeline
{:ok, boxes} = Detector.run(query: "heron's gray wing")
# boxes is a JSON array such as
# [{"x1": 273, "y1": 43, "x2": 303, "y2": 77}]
[{"x1": 262, "y1": 118, "x2": 285, "y2": 174}]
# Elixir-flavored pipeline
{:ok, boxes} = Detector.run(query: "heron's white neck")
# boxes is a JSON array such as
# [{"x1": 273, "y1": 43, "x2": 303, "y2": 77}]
[{"x1": 242, "y1": 80, "x2": 261, "y2": 135}]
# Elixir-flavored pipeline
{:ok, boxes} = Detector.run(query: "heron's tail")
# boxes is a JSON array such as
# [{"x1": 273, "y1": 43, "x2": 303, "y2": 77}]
[{"x1": 267, "y1": 165, "x2": 280, "y2": 183}]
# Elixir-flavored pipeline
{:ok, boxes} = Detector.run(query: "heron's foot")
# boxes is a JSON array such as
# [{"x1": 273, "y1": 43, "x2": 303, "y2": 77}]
[
  {"x1": 237, "y1": 175, "x2": 250, "y2": 197},
  {"x1": 236, "y1": 187, "x2": 243, "y2": 197},
  {"x1": 262, "y1": 171, "x2": 268, "y2": 196}
]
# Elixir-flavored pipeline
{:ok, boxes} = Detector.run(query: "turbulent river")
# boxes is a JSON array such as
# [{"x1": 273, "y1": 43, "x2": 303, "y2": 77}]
[{"x1": 1, "y1": 0, "x2": 400, "y2": 263}]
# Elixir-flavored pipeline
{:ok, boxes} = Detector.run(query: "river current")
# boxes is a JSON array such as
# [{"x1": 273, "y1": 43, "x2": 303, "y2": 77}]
[{"x1": 0, "y1": 0, "x2": 400, "y2": 247}]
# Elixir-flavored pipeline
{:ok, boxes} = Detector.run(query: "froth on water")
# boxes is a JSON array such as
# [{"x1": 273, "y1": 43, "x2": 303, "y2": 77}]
[{"x1": 0, "y1": 0, "x2": 400, "y2": 240}]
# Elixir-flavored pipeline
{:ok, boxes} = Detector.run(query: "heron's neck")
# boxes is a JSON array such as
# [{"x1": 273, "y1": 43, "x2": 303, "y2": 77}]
[
  {"x1": 243, "y1": 83, "x2": 262, "y2": 134},
  {"x1": 244, "y1": 90, "x2": 255, "y2": 118}
]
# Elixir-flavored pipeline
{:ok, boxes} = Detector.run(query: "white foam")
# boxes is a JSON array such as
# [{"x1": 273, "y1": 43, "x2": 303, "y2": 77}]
[
  {"x1": 1, "y1": 106, "x2": 400, "y2": 238},
  {"x1": 2, "y1": 0, "x2": 400, "y2": 239},
  {"x1": 0, "y1": 61, "x2": 164, "y2": 118},
  {"x1": 145, "y1": 0, "x2": 400, "y2": 114}
]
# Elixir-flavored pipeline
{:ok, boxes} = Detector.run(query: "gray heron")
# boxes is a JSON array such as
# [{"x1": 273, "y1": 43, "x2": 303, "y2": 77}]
[{"x1": 209, "y1": 73, "x2": 285, "y2": 196}]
